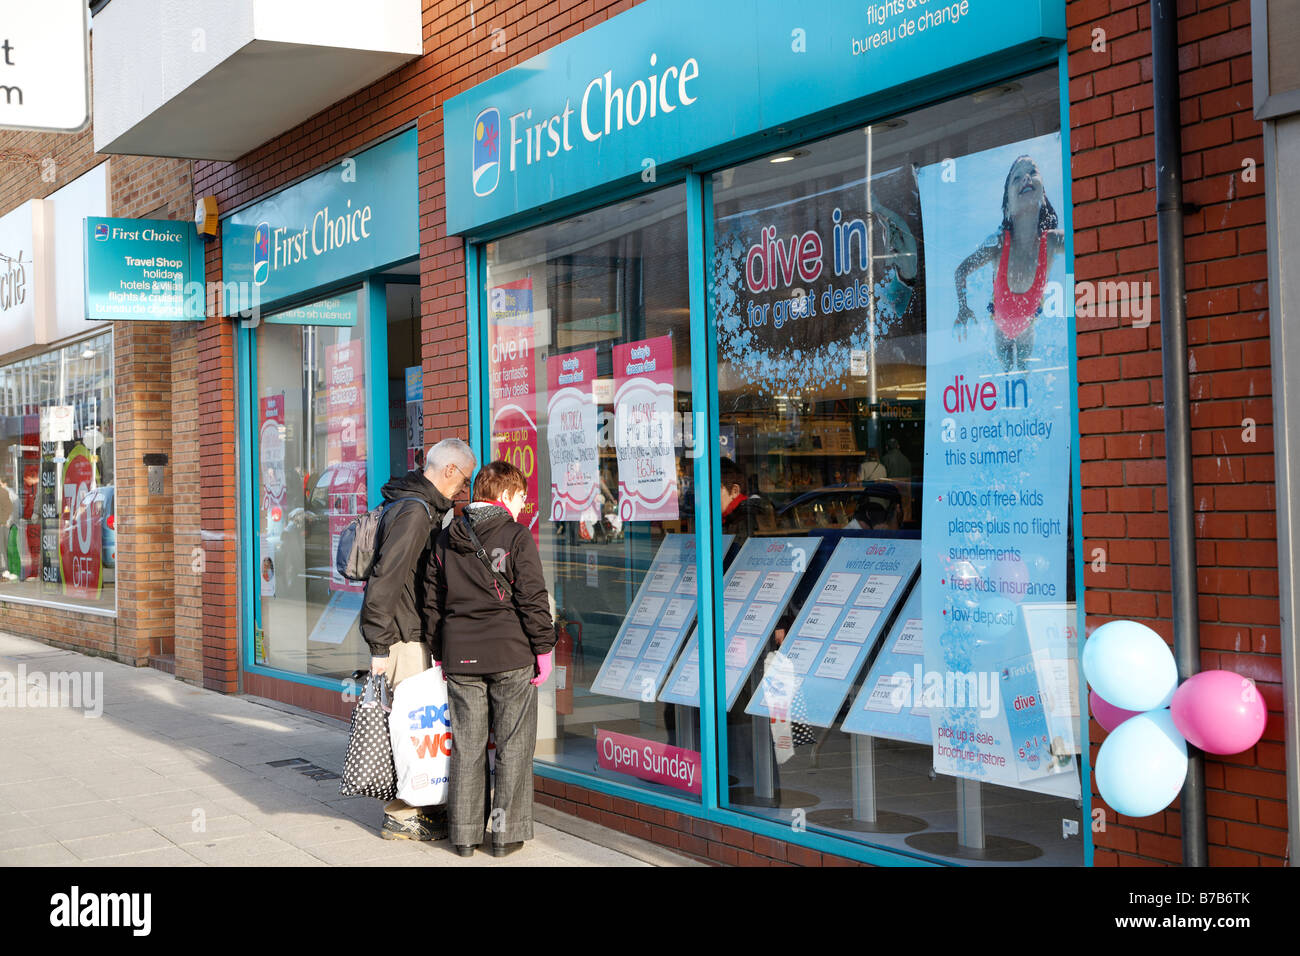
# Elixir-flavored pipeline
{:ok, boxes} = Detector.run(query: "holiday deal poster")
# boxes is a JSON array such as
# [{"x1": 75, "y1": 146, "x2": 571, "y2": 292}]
[
  {"x1": 613, "y1": 335, "x2": 678, "y2": 522},
  {"x1": 489, "y1": 278, "x2": 539, "y2": 544},
  {"x1": 917, "y1": 133, "x2": 1078, "y2": 793},
  {"x1": 546, "y1": 348, "x2": 600, "y2": 522},
  {"x1": 325, "y1": 341, "x2": 367, "y2": 594},
  {"x1": 259, "y1": 393, "x2": 286, "y2": 518},
  {"x1": 712, "y1": 164, "x2": 923, "y2": 398}
]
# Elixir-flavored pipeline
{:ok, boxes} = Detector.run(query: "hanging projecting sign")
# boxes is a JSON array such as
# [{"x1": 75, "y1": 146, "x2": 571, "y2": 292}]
[
  {"x1": 0, "y1": 0, "x2": 89, "y2": 133},
  {"x1": 442, "y1": 0, "x2": 1064, "y2": 234},
  {"x1": 222, "y1": 129, "x2": 417, "y2": 311},
  {"x1": 84, "y1": 217, "x2": 206, "y2": 321}
]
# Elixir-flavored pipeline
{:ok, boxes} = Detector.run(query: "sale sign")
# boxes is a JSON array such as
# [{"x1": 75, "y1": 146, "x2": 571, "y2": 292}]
[
  {"x1": 59, "y1": 443, "x2": 101, "y2": 600},
  {"x1": 613, "y1": 335, "x2": 678, "y2": 522},
  {"x1": 489, "y1": 278, "x2": 539, "y2": 544},
  {"x1": 325, "y1": 341, "x2": 366, "y2": 464},
  {"x1": 546, "y1": 348, "x2": 599, "y2": 521}
]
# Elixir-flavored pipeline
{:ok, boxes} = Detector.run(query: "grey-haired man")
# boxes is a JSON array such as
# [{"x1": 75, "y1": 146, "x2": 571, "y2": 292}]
[{"x1": 360, "y1": 437, "x2": 476, "y2": 840}]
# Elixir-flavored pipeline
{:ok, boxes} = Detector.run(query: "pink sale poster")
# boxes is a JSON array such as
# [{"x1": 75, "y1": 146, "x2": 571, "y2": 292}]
[
  {"x1": 545, "y1": 348, "x2": 600, "y2": 521},
  {"x1": 613, "y1": 335, "x2": 678, "y2": 522}
]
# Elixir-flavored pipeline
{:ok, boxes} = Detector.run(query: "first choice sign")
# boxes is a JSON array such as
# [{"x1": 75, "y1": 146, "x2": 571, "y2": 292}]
[
  {"x1": 83, "y1": 217, "x2": 206, "y2": 321},
  {"x1": 0, "y1": 0, "x2": 89, "y2": 133}
]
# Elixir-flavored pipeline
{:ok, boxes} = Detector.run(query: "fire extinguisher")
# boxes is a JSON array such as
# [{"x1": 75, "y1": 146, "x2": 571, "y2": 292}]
[{"x1": 554, "y1": 616, "x2": 577, "y2": 715}]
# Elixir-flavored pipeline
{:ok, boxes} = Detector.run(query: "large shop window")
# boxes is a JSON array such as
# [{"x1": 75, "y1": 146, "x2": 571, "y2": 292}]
[
  {"x1": 0, "y1": 332, "x2": 116, "y2": 613},
  {"x1": 710, "y1": 69, "x2": 1080, "y2": 864},
  {"x1": 484, "y1": 186, "x2": 703, "y2": 800},
  {"x1": 484, "y1": 67, "x2": 1082, "y2": 863}
]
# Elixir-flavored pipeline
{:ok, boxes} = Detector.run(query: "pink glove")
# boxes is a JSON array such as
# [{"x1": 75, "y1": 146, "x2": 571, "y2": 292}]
[{"x1": 531, "y1": 651, "x2": 554, "y2": 686}]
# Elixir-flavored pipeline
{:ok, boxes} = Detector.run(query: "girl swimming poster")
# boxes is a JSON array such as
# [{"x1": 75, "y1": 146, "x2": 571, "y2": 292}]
[{"x1": 916, "y1": 133, "x2": 1079, "y2": 795}]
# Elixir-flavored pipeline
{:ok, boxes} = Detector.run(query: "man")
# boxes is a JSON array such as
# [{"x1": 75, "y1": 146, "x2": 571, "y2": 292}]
[
  {"x1": 881, "y1": 437, "x2": 912, "y2": 479},
  {"x1": 360, "y1": 436, "x2": 476, "y2": 841}
]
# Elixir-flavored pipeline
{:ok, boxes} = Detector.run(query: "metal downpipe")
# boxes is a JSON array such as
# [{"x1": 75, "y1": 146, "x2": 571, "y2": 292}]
[{"x1": 1150, "y1": 0, "x2": 1208, "y2": 866}]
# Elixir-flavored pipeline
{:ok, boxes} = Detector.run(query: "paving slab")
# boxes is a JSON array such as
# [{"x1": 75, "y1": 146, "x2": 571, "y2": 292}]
[{"x1": 0, "y1": 629, "x2": 697, "y2": 868}]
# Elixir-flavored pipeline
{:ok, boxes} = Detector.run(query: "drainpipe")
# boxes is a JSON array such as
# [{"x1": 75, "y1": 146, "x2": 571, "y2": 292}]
[{"x1": 1151, "y1": 0, "x2": 1208, "y2": 866}]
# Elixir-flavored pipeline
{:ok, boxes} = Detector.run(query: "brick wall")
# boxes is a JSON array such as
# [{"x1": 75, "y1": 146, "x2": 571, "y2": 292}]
[
  {"x1": 534, "y1": 776, "x2": 870, "y2": 866},
  {"x1": 1068, "y1": 0, "x2": 1285, "y2": 865},
  {"x1": 191, "y1": 0, "x2": 641, "y2": 692}
]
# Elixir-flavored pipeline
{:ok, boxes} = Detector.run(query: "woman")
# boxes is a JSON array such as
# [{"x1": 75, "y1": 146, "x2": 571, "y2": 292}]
[
  {"x1": 953, "y1": 154, "x2": 1064, "y2": 372},
  {"x1": 425, "y1": 460, "x2": 555, "y2": 857}
]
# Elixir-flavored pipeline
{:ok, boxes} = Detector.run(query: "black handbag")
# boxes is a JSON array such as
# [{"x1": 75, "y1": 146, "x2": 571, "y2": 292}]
[{"x1": 338, "y1": 673, "x2": 397, "y2": 800}]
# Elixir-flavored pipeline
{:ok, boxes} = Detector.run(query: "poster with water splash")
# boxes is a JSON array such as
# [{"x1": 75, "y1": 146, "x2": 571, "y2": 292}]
[
  {"x1": 713, "y1": 164, "x2": 924, "y2": 399},
  {"x1": 917, "y1": 133, "x2": 1077, "y2": 793}
]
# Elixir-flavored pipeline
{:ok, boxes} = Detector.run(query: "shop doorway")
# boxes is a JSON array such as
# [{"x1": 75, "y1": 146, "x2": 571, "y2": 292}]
[{"x1": 247, "y1": 276, "x2": 420, "y2": 682}]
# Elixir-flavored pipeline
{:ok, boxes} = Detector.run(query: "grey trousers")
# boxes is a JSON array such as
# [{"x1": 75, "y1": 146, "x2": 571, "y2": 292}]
[{"x1": 445, "y1": 666, "x2": 537, "y2": 846}]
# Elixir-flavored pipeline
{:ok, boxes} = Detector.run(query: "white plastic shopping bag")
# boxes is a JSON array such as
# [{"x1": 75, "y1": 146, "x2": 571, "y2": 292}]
[{"x1": 388, "y1": 664, "x2": 451, "y2": 806}]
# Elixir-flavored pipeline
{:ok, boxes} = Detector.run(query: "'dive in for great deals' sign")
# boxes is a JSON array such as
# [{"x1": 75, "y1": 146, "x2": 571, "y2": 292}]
[{"x1": 489, "y1": 279, "x2": 539, "y2": 544}]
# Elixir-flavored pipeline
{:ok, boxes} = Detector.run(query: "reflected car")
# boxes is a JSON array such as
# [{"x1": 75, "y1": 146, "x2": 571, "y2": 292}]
[
  {"x1": 777, "y1": 480, "x2": 921, "y2": 532},
  {"x1": 273, "y1": 460, "x2": 368, "y2": 595}
]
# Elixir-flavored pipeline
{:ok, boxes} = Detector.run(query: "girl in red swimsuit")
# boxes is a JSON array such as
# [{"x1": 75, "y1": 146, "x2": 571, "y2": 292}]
[{"x1": 954, "y1": 155, "x2": 1064, "y2": 372}]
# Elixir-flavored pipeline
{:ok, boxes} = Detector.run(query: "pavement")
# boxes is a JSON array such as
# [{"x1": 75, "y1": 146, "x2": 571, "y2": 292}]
[{"x1": 0, "y1": 631, "x2": 698, "y2": 868}]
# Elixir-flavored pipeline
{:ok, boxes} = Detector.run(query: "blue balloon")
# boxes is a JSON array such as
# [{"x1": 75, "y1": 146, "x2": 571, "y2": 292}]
[
  {"x1": 1082, "y1": 620, "x2": 1178, "y2": 712},
  {"x1": 1095, "y1": 709, "x2": 1188, "y2": 818}
]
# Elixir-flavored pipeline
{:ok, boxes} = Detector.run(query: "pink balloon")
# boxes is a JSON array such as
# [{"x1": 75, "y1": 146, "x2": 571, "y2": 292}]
[
  {"x1": 1170, "y1": 670, "x2": 1268, "y2": 755},
  {"x1": 1089, "y1": 689, "x2": 1142, "y2": 733}
]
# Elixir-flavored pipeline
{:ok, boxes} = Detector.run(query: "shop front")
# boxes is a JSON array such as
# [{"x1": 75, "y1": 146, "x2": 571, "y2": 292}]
[
  {"x1": 443, "y1": 0, "x2": 1084, "y2": 865},
  {"x1": 223, "y1": 128, "x2": 425, "y2": 699},
  {"x1": 0, "y1": 164, "x2": 116, "y2": 620}
]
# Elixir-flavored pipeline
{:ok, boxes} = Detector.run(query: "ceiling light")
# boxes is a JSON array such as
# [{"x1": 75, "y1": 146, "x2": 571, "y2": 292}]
[{"x1": 769, "y1": 149, "x2": 809, "y2": 164}]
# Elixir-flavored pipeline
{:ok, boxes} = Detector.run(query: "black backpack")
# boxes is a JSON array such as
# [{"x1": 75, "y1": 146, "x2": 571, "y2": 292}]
[{"x1": 334, "y1": 498, "x2": 432, "y2": 582}]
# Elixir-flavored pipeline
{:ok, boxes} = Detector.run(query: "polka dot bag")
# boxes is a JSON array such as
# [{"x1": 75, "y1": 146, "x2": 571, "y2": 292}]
[{"x1": 339, "y1": 673, "x2": 397, "y2": 800}]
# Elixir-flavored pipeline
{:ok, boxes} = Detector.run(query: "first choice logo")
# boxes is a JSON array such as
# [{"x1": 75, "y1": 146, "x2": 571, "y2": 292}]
[
  {"x1": 473, "y1": 107, "x2": 501, "y2": 197},
  {"x1": 253, "y1": 221, "x2": 270, "y2": 285}
]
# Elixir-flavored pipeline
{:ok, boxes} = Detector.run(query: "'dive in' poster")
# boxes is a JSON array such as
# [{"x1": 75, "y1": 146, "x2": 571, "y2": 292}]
[{"x1": 918, "y1": 132, "x2": 1079, "y2": 797}]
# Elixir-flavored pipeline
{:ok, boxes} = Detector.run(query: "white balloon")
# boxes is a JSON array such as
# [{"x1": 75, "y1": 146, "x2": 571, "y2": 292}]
[{"x1": 1082, "y1": 619, "x2": 1178, "y2": 712}]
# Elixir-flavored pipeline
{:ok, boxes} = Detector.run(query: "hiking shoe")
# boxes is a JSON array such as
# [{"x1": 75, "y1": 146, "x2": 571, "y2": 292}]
[{"x1": 381, "y1": 813, "x2": 439, "y2": 841}]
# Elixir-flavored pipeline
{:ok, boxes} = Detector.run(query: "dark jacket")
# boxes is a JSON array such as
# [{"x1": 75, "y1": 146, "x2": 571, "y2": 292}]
[
  {"x1": 360, "y1": 471, "x2": 454, "y2": 657},
  {"x1": 722, "y1": 493, "x2": 778, "y2": 546},
  {"x1": 425, "y1": 502, "x2": 555, "y2": 675}
]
